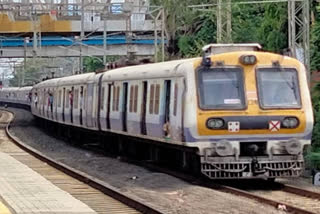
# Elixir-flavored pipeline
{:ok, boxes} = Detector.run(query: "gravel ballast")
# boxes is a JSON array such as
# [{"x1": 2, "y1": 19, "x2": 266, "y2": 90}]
[{"x1": 6, "y1": 107, "x2": 291, "y2": 214}]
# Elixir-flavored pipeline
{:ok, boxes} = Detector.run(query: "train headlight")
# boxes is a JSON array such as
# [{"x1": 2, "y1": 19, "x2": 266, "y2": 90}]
[
  {"x1": 239, "y1": 55, "x2": 257, "y2": 65},
  {"x1": 207, "y1": 118, "x2": 224, "y2": 129},
  {"x1": 282, "y1": 117, "x2": 299, "y2": 129},
  {"x1": 216, "y1": 140, "x2": 233, "y2": 156},
  {"x1": 285, "y1": 139, "x2": 302, "y2": 155}
]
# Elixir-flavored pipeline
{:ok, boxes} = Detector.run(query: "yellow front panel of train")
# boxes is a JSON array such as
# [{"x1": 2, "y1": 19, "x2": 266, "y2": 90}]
[{"x1": 195, "y1": 52, "x2": 307, "y2": 136}]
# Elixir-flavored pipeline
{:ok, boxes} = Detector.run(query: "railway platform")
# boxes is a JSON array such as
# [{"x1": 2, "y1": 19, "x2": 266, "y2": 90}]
[{"x1": 0, "y1": 150, "x2": 96, "y2": 214}]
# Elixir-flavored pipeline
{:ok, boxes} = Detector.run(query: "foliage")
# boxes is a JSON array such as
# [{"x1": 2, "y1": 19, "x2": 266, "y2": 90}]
[
  {"x1": 256, "y1": 3, "x2": 288, "y2": 52},
  {"x1": 151, "y1": 0, "x2": 216, "y2": 57},
  {"x1": 232, "y1": 2, "x2": 288, "y2": 52},
  {"x1": 310, "y1": 3, "x2": 320, "y2": 170},
  {"x1": 9, "y1": 59, "x2": 45, "y2": 87},
  {"x1": 232, "y1": 3, "x2": 264, "y2": 44},
  {"x1": 177, "y1": 12, "x2": 216, "y2": 57},
  {"x1": 83, "y1": 57, "x2": 104, "y2": 73},
  {"x1": 305, "y1": 152, "x2": 320, "y2": 170},
  {"x1": 311, "y1": 6, "x2": 320, "y2": 71},
  {"x1": 152, "y1": 0, "x2": 289, "y2": 57},
  {"x1": 311, "y1": 83, "x2": 320, "y2": 169}
]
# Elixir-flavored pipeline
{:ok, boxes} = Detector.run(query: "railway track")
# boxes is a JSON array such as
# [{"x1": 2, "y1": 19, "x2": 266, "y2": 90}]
[
  {"x1": 218, "y1": 182, "x2": 320, "y2": 214},
  {"x1": 1, "y1": 110, "x2": 163, "y2": 214},
  {"x1": 4, "y1": 109, "x2": 320, "y2": 214},
  {"x1": 58, "y1": 127, "x2": 320, "y2": 214},
  {"x1": 134, "y1": 159, "x2": 320, "y2": 214},
  {"x1": 244, "y1": 184, "x2": 320, "y2": 214}
]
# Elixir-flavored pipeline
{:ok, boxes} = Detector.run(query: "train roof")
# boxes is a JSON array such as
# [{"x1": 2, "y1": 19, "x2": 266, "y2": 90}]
[
  {"x1": 1, "y1": 86, "x2": 32, "y2": 92},
  {"x1": 101, "y1": 58, "x2": 196, "y2": 81},
  {"x1": 32, "y1": 50, "x2": 304, "y2": 89},
  {"x1": 57, "y1": 72, "x2": 95, "y2": 86},
  {"x1": 33, "y1": 73, "x2": 95, "y2": 89}
]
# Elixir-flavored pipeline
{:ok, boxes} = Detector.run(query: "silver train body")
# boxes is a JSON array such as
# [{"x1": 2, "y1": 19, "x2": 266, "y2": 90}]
[{"x1": 0, "y1": 46, "x2": 314, "y2": 179}]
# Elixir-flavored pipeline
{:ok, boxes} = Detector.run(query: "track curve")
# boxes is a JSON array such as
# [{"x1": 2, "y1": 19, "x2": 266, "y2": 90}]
[{"x1": 2, "y1": 110, "x2": 164, "y2": 214}]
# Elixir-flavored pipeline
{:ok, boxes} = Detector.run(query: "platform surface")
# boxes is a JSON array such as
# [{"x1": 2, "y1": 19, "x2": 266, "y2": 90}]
[
  {"x1": 0, "y1": 201, "x2": 11, "y2": 214},
  {"x1": 0, "y1": 151, "x2": 96, "y2": 214}
]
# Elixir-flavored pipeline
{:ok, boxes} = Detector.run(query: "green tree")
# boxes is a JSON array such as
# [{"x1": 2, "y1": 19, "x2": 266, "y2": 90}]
[
  {"x1": 232, "y1": 2, "x2": 287, "y2": 53},
  {"x1": 177, "y1": 12, "x2": 217, "y2": 57},
  {"x1": 311, "y1": 5, "x2": 320, "y2": 71},
  {"x1": 308, "y1": 2, "x2": 320, "y2": 169},
  {"x1": 9, "y1": 59, "x2": 45, "y2": 87},
  {"x1": 83, "y1": 57, "x2": 104, "y2": 73}
]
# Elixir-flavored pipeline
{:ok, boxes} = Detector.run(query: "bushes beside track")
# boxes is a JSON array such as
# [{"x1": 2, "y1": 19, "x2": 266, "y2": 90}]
[{"x1": 308, "y1": 87, "x2": 320, "y2": 170}]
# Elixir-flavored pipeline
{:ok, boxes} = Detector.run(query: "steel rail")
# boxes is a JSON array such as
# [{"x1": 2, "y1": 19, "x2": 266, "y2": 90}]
[
  {"x1": 3, "y1": 110, "x2": 164, "y2": 214},
  {"x1": 132, "y1": 161, "x2": 318, "y2": 214},
  {"x1": 281, "y1": 184, "x2": 320, "y2": 200},
  {"x1": 3, "y1": 108, "x2": 319, "y2": 214}
]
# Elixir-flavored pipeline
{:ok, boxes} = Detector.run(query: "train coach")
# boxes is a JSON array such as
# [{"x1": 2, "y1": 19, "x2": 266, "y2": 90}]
[
  {"x1": 0, "y1": 44, "x2": 314, "y2": 180},
  {"x1": 0, "y1": 86, "x2": 32, "y2": 109}
]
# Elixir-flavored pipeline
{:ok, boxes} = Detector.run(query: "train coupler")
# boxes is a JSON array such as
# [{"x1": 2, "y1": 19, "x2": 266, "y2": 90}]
[{"x1": 251, "y1": 158, "x2": 266, "y2": 176}]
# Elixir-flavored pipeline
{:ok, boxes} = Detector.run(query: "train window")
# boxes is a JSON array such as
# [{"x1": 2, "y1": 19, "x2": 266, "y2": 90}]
[
  {"x1": 74, "y1": 89, "x2": 79, "y2": 109},
  {"x1": 101, "y1": 87, "x2": 105, "y2": 110},
  {"x1": 134, "y1": 85, "x2": 138, "y2": 113},
  {"x1": 66, "y1": 90, "x2": 69, "y2": 108},
  {"x1": 84, "y1": 89, "x2": 87, "y2": 110},
  {"x1": 149, "y1": 84, "x2": 154, "y2": 114},
  {"x1": 197, "y1": 67, "x2": 245, "y2": 110},
  {"x1": 148, "y1": 84, "x2": 160, "y2": 115},
  {"x1": 174, "y1": 83, "x2": 178, "y2": 116},
  {"x1": 113, "y1": 86, "x2": 117, "y2": 111},
  {"x1": 112, "y1": 86, "x2": 120, "y2": 111},
  {"x1": 117, "y1": 86, "x2": 120, "y2": 111},
  {"x1": 257, "y1": 68, "x2": 301, "y2": 109},
  {"x1": 129, "y1": 85, "x2": 138, "y2": 113},
  {"x1": 58, "y1": 90, "x2": 62, "y2": 107},
  {"x1": 112, "y1": 86, "x2": 116, "y2": 111},
  {"x1": 154, "y1": 84, "x2": 160, "y2": 114},
  {"x1": 129, "y1": 85, "x2": 134, "y2": 112},
  {"x1": 43, "y1": 91, "x2": 45, "y2": 105}
]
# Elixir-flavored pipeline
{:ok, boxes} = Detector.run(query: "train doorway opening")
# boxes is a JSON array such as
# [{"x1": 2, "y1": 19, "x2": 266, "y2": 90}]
[
  {"x1": 141, "y1": 81, "x2": 148, "y2": 135},
  {"x1": 106, "y1": 84, "x2": 112, "y2": 129},
  {"x1": 62, "y1": 88, "x2": 65, "y2": 122},
  {"x1": 70, "y1": 87, "x2": 74, "y2": 124},
  {"x1": 163, "y1": 80, "x2": 171, "y2": 136},
  {"x1": 80, "y1": 86, "x2": 83, "y2": 125},
  {"x1": 122, "y1": 82, "x2": 128, "y2": 132}
]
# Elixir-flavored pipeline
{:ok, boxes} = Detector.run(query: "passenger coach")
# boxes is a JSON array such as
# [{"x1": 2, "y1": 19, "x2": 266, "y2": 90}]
[{"x1": 1, "y1": 44, "x2": 314, "y2": 180}]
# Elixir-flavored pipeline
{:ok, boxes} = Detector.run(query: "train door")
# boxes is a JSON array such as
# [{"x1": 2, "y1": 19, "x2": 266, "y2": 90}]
[
  {"x1": 54, "y1": 89, "x2": 58, "y2": 121},
  {"x1": 106, "y1": 84, "x2": 112, "y2": 129},
  {"x1": 141, "y1": 81, "x2": 147, "y2": 135},
  {"x1": 97, "y1": 75, "x2": 104, "y2": 130},
  {"x1": 80, "y1": 86, "x2": 84, "y2": 125},
  {"x1": 163, "y1": 80, "x2": 171, "y2": 137},
  {"x1": 62, "y1": 88, "x2": 65, "y2": 122},
  {"x1": 169, "y1": 78, "x2": 185, "y2": 141},
  {"x1": 70, "y1": 87, "x2": 74, "y2": 124},
  {"x1": 122, "y1": 82, "x2": 128, "y2": 132},
  {"x1": 42, "y1": 90, "x2": 45, "y2": 116},
  {"x1": 86, "y1": 83, "x2": 94, "y2": 127}
]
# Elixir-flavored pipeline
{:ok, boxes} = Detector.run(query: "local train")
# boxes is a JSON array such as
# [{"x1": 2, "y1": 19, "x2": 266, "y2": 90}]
[{"x1": 0, "y1": 44, "x2": 313, "y2": 180}]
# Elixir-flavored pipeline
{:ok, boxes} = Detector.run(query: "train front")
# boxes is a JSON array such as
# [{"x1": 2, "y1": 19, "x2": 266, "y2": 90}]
[{"x1": 190, "y1": 47, "x2": 313, "y2": 179}]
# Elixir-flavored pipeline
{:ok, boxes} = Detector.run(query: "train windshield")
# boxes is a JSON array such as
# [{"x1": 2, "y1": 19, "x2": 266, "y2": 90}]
[
  {"x1": 198, "y1": 67, "x2": 245, "y2": 109},
  {"x1": 257, "y1": 68, "x2": 301, "y2": 109}
]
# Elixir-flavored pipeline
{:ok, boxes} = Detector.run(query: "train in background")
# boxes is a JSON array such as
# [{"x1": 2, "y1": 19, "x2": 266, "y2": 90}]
[
  {"x1": 0, "y1": 44, "x2": 314, "y2": 180},
  {"x1": 0, "y1": 87, "x2": 32, "y2": 109}
]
